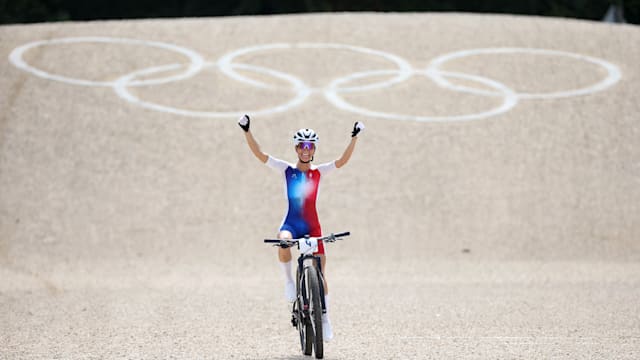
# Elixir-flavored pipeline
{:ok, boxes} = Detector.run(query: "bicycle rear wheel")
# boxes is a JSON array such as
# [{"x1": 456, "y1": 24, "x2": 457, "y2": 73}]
[{"x1": 306, "y1": 266, "x2": 323, "y2": 359}]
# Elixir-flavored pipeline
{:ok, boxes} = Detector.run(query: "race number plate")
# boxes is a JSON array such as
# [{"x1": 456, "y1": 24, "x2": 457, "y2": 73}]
[{"x1": 299, "y1": 237, "x2": 318, "y2": 255}]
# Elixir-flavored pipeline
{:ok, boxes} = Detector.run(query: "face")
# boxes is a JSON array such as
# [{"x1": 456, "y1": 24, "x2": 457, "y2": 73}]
[{"x1": 296, "y1": 142, "x2": 316, "y2": 162}]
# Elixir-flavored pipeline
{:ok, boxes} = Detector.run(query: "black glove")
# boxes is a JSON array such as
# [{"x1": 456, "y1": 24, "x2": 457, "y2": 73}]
[
  {"x1": 238, "y1": 114, "x2": 250, "y2": 132},
  {"x1": 278, "y1": 240, "x2": 292, "y2": 249},
  {"x1": 351, "y1": 121, "x2": 365, "y2": 137}
]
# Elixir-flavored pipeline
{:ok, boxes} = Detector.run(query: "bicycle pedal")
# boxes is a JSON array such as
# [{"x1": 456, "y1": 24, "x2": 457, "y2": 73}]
[{"x1": 291, "y1": 315, "x2": 297, "y2": 327}]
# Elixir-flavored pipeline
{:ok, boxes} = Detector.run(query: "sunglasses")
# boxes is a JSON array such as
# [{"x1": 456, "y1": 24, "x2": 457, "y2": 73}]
[{"x1": 297, "y1": 142, "x2": 315, "y2": 150}]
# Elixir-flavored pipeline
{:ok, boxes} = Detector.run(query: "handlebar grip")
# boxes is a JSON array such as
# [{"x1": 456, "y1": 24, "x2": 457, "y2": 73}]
[
  {"x1": 264, "y1": 239, "x2": 296, "y2": 249},
  {"x1": 333, "y1": 231, "x2": 350, "y2": 238}
]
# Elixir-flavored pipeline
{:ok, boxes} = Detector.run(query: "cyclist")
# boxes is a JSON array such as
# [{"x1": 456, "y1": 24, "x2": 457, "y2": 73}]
[{"x1": 238, "y1": 114, "x2": 364, "y2": 341}]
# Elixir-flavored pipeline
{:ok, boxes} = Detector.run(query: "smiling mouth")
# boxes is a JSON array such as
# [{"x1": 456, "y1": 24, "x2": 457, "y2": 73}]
[
  {"x1": 299, "y1": 152, "x2": 312, "y2": 162},
  {"x1": 298, "y1": 150, "x2": 313, "y2": 163}
]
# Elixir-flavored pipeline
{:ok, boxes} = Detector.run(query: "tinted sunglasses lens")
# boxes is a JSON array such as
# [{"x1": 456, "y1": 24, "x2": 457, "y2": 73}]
[{"x1": 299, "y1": 142, "x2": 314, "y2": 150}]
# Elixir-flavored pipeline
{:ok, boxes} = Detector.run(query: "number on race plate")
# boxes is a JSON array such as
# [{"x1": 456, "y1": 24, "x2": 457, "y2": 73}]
[{"x1": 298, "y1": 237, "x2": 319, "y2": 255}]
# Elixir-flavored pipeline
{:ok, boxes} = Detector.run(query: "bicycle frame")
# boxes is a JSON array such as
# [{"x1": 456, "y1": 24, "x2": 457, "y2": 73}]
[{"x1": 264, "y1": 232, "x2": 350, "y2": 359}]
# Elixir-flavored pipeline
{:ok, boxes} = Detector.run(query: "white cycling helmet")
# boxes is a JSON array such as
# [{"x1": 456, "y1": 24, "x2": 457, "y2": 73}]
[{"x1": 293, "y1": 128, "x2": 319, "y2": 146}]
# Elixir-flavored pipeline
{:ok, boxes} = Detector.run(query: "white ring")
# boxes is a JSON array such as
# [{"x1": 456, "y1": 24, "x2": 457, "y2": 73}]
[
  {"x1": 8, "y1": 36, "x2": 205, "y2": 87},
  {"x1": 429, "y1": 48, "x2": 621, "y2": 99},
  {"x1": 217, "y1": 43, "x2": 413, "y2": 93},
  {"x1": 113, "y1": 62, "x2": 312, "y2": 118},
  {"x1": 325, "y1": 68, "x2": 518, "y2": 122}
]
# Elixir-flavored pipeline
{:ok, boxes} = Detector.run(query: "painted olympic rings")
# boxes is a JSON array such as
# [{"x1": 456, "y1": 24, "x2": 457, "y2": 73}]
[{"x1": 8, "y1": 37, "x2": 622, "y2": 122}]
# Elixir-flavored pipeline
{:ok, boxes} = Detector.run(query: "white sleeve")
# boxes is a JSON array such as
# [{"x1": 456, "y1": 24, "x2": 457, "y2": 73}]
[
  {"x1": 315, "y1": 161, "x2": 337, "y2": 176},
  {"x1": 266, "y1": 155, "x2": 291, "y2": 172}
]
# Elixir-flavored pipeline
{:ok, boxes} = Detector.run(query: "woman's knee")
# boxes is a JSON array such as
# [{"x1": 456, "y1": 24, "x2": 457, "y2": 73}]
[{"x1": 277, "y1": 230, "x2": 293, "y2": 262}]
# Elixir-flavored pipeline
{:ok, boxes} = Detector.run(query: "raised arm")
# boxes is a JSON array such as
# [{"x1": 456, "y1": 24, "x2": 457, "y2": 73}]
[
  {"x1": 238, "y1": 115, "x2": 268, "y2": 163},
  {"x1": 335, "y1": 122, "x2": 365, "y2": 168}
]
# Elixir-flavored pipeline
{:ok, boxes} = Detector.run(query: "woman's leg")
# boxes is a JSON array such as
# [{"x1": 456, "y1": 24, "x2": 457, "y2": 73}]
[
  {"x1": 278, "y1": 230, "x2": 293, "y2": 262},
  {"x1": 320, "y1": 254, "x2": 328, "y2": 294},
  {"x1": 319, "y1": 253, "x2": 334, "y2": 340},
  {"x1": 278, "y1": 230, "x2": 295, "y2": 302}
]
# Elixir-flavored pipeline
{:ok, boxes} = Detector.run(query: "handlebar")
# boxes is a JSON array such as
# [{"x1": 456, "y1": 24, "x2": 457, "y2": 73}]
[{"x1": 264, "y1": 232, "x2": 350, "y2": 248}]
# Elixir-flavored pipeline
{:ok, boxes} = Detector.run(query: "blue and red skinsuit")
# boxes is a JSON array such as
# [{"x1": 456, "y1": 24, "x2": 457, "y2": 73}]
[{"x1": 266, "y1": 156, "x2": 336, "y2": 254}]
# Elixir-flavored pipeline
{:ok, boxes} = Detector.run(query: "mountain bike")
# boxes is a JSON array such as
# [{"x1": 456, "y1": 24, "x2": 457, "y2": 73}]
[{"x1": 264, "y1": 231, "x2": 350, "y2": 359}]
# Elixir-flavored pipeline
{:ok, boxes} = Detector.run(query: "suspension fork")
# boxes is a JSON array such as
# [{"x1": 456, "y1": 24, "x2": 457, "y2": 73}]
[
  {"x1": 298, "y1": 255, "x2": 326, "y2": 313},
  {"x1": 297, "y1": 256, "x2": 309, "y2": 310}
]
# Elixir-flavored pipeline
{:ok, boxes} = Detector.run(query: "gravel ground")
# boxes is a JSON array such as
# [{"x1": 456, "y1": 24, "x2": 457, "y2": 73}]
[{"x1": 1, "y1": 13, "x2": 639, "y2": 359}]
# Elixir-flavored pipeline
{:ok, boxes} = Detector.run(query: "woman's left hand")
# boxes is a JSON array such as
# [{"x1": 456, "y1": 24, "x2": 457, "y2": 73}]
[{"x1": 351, "y1": 122, "x2": 365, "y2": 137}]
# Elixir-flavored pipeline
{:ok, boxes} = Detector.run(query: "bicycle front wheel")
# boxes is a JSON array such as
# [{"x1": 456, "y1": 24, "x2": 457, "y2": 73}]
[
  {"x1": 297, "y1": 268, "x2": 313, "y2": 356},
  {"x1": 306, "y1": 266, "x2": 323, "y2": 359}
]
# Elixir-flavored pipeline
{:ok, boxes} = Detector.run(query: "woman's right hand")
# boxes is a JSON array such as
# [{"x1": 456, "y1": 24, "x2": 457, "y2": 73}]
[{"x1": 238, "y1": 114, "x2": 250, "y2": 132}]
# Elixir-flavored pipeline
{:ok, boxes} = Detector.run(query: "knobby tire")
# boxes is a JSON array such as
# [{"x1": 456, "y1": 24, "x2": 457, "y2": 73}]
[
  {"x1": 297, "y1": 268, "x2": 313, "y2": 356},
  {"x1": 307, "y1": 266, "x2": 323, "y2": 359}
]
